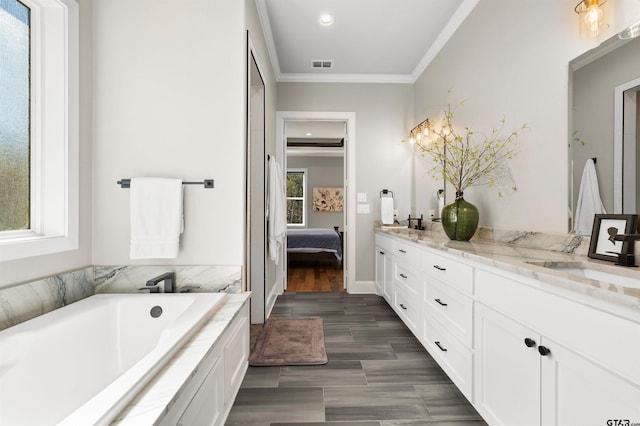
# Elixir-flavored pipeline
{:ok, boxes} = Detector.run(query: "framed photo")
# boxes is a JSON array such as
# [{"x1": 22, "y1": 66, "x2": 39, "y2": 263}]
[
  {"x1": 588, "y1": 214, "x2": 638, "y2": 262},
  {"x1": 313, "y1": 187, "x2": 344, "y2": 212}
]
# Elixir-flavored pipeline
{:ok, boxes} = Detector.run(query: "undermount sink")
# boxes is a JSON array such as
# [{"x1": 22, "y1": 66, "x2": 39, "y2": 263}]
[{"x1": 527, "y1": 261, "x2": 640, "y2": 289}]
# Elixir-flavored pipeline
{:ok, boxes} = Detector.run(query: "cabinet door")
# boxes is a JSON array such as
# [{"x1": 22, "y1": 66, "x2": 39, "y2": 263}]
[
  {"x1": 383, "y1": 252, "x2": 393, "y2": 303},
  {"x1": 375, "y1": 246, "x2": 385, "y2": 296},
  {"x1": 474, "y1": 303, "x2": 540, "y2": 426},
  {"x1": 177, "y1": 356, "x2": 224, "y2": 426},
  {"x1": 540, "y1": 337, "x2": 640, "y2": 426}
]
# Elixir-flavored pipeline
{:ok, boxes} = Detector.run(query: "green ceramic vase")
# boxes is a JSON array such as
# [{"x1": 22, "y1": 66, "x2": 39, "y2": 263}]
[{"x1": 441, "y1": 192, "x2": 479, "y2": 241}]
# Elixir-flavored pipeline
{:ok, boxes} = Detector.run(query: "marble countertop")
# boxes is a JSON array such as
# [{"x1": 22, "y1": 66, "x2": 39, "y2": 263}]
[
  {"x1": 376, "y1": 226, "x2": 640, "y2": 322},
  {"x1": 112, "y1": 293, "x2": 250, "y2": 425}
]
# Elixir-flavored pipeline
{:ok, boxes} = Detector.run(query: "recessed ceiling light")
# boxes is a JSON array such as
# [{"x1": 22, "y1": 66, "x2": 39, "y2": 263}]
[
  {"x1": 319, "y1": 14, "x2": 334, "y2": 26},
  {"x1": 306, "y1": 132, "x2": 312, "y2": 136}
]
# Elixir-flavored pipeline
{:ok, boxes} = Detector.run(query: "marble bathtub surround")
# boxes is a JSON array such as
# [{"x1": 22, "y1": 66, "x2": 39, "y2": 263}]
[
  {"x1": 0, "y1": 267, "x2": 94, "y2": 331},
  {"x1": 377, "y1": 226, "x2": 640, "y2": 319},
  {"x1": 94, "y1": 265, "x2": 242, "y2": 294},
  {"x1": 1, "y1": 265, "x2": 242, "y2": 331}
]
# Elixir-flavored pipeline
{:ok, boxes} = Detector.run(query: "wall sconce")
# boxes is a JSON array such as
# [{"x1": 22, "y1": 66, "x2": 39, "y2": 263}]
[
  {"x1": 409, "y1": 118, "x2": 431, "y2": 145},
  {"x1": 575, "y1": 0, "x2": 608, "y2": 38}
]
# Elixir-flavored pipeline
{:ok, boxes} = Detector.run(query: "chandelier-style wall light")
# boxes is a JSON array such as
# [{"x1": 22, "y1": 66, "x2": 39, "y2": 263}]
[
  {"x1": 575, "y1": 0, "x2": 608, "y2": 38},
  {"x1": 408, "y1": 118, "x2": 431, "y2": 145}
]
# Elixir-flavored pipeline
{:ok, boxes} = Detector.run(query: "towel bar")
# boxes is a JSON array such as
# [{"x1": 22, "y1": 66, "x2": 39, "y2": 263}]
[{"x1": 117, "y1": 179, "x2": 214, "y2": 189}]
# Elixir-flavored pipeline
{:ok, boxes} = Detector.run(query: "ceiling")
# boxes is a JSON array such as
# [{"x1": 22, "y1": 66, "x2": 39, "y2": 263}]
[{"x1": 255, "y1": 0, "x2": 479, "y2": 83}]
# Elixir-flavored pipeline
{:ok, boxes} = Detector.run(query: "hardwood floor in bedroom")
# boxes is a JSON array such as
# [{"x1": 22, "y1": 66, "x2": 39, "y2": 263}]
[
  {"x1": 226, "y1": 292, "x2": 487, "y2": 426},
  {"x1": 286, "y1": 255, "x2": 344, "y2": 292}
]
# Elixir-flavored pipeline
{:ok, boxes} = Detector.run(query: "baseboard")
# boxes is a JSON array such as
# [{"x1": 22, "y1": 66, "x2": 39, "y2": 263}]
[
  {"x1": 265, "y1": 281, "x2": 280, "y2": 318},
  {"x1": 347, "y1": 280, "x2": 376, "y2": 294}
]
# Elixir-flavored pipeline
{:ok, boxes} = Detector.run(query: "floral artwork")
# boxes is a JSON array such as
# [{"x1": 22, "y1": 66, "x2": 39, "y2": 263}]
[{"x1": 313, "y1": 187, "x2": 344, "y2": 212}]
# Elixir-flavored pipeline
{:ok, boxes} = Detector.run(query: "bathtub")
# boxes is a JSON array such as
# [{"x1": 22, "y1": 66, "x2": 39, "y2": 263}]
[{"x1": 0, "y1": 292, "x2": 227, "y2": 426}]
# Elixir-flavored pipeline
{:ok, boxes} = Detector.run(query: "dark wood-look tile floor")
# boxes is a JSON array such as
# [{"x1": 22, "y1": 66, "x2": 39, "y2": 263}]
[{"x1": 226, "y1": 293, "x2": 487, "y2": 426}]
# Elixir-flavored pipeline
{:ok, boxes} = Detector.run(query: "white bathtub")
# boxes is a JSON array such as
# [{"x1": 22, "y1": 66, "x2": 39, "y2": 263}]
[{"x1": 0, "y1": 292, "x2": 227, "y2": 426}]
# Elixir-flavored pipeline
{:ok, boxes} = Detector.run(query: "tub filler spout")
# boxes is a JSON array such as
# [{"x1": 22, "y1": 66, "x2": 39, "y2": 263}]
[{"x1": 142, "y1": 272, "x2": 176, "y2": 293}]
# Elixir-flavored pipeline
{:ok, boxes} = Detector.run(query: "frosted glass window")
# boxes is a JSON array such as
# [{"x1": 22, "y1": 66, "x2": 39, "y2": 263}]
[{"x1": 0, "y1": 0, "x2": 30, "y2": 232}]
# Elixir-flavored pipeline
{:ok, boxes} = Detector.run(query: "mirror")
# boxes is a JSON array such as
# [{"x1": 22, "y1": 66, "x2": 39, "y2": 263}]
[{"x1": 569, "y1": 34, "x2": 640, "y2": 233}]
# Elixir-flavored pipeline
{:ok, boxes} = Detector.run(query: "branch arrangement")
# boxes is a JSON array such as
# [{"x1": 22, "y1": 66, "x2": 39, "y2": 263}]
[{"x1": 413, "y1": 103, "x2": 526, "y2": 197}]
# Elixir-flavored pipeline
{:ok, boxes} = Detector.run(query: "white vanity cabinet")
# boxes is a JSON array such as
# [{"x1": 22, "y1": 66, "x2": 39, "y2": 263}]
[
  {"x1": 375, "y1": 234, "x2": 394, "y2": 303},
  {"x1": 392, "y1": 238, "x2": 423, "y2": 338},
  {"x1": 474, "y1": 268, "x2": 640, "y2": 426},
  {"x1": 420, "y1": 247, "x2": 474, "y2": 400}
]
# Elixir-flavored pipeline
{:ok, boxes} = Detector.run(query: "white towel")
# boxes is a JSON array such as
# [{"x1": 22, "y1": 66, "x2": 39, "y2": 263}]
[
  {"x1": 267, "y1": 158, "x2": 287, "y2": 264},
  {"x1": 574, "y1": 159, "x2": 606, "y2": 236},
  {"x1": 130, "y1": 177, "x2": 183, "y2": 259},
  {"x1": 381, "y1": 197, "x2": 394, "y2": 224}
]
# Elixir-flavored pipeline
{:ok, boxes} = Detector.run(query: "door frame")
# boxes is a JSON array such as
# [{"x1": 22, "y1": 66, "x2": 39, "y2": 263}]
[
  {"x1": 246, "y1": 34, "x2": 267, "y2": 324},
  {"x1": 275, "y1": 111, "x2": 356, "y2": 293}
]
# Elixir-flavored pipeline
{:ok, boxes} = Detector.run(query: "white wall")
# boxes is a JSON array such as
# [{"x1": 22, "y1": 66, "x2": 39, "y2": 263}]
[
  {"x1": 1, "y1": 0, "x2": 93, "y2": 287},
  {"x1": 277, "y1": 83, "x2": 413, "y2": 282},
  {"x1": 412, "y1": 0, "x2": 640, "y2": 234},
  {"x1": 92, "y1": 0, "x2": 246, "y2": 266}
]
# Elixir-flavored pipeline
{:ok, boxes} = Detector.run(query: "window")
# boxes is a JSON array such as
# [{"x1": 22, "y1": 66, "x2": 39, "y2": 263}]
[
  {"x1": 0, "y1": 0, "x2": 30, "y2": 232},
  {"x1": 286, "y1": 169, "x2": 306, "y2": 226},
  {"x1": 0, "y1": 0, "x2": 79, "y2": 261}
]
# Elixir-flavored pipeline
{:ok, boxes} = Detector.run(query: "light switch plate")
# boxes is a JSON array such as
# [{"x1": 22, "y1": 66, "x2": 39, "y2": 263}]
[
  {"x1": 357, "y1": 192, "x2": 367, "y2": 202},
  {"x1": 357, "y1": 204, "x2": 370, "y2": 214}
]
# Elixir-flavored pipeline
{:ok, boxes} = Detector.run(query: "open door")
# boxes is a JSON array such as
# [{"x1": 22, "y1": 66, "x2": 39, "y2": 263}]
[{"x1": 246, "y1": 38, "x2": 267, "y2": 324}]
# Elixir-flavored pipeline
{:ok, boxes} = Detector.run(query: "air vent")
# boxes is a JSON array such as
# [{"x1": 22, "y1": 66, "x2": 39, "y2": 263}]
[{"x1": 311, "y1": 59, "x2": 333, "y2": 69}]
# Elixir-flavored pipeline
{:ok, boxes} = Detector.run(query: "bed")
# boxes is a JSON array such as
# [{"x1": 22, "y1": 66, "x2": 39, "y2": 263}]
[{"x1": 287, "y1": 228, "x2": 343, "y2": 263}]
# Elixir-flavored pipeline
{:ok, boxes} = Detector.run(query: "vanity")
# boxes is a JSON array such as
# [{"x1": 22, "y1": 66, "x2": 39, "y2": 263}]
[{"x1": 375, "y1": 227, "x2": 640, "y2": 426}]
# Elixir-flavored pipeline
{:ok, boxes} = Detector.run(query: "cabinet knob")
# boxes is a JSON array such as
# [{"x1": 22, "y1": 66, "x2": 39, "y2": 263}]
[
  {"x1": 524, "y1": 338, "x2": 536, "y2": 348},
  {"x1": 399, "y1": 303, "x2": 407, "y2": 310},
  {"x1": 433, "y1": 265, "x2": 446, "y2": 271},
  {"x1": 538, "y1": 346, "x2": 551, "y2": 356},
  {"x1": 435, "y1": 298, "x2": 448, "y2": 307},
  {"x1": 434, "y1": 341, "x2": 448, "y2": 352}
]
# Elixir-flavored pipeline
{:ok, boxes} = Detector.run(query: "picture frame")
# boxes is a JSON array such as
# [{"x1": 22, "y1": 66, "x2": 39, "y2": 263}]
[
  {"x1": 588, "y1": 214, "x2": 639, "y2": 262},
  {"x1": 313, "y1": 187, "x2": 344, "y2": 212}
]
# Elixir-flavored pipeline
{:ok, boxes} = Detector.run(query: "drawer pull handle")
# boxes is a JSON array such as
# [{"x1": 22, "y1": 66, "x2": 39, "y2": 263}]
[
  {"x1": 399, "y1": 303, "x2": 407, "y2": 310},
  {"x1": 399, "y1": 249, "x2": 407, "y2": 253},
  {"x1": 538, "y1": 346, "x2": 551, "y2": 356},
  {"x1": 524, "y1": 338, "x2": 536, "y2": 348},
  {"x1": 434, "y1": 341, "x2": 448, "y2": 352},
  {"x1": 435, "y1": 298, "x2": 448, "y2": 307},
  {"x1": 433, "y1": 265, "x2": 446, "y2": 271},
  {"x1": 379, "y1": 251, "x2": 385, "y2": 255},
  {"x1": 399, "y1": 273, "x2": 408, "y2": 279}
]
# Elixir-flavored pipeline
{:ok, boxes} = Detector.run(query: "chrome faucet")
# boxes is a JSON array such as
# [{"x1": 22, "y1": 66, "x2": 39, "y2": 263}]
[
  {"x1": 141, "y1": 272, "x2": 176, "y2": 293},
  {"x1": 612, "y1": 233, "x2": 640, "y2": 267}
]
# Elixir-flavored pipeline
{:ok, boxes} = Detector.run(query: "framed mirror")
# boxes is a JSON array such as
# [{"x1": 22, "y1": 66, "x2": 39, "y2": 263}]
[{"x1": 569, "y1": 35, "x2": 640, "y2": 234}]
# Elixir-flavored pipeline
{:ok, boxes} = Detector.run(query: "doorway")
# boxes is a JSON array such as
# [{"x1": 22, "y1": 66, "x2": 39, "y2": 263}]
[
  {"x1": 275, "y1": 111, "x2": 356, "y2": 294},
  {"x1": 614, "y1": 77, "x2": 640, "y2": 214},
  {"x1": 285, "y1": 120, "x2": 346, "y2": 292}
]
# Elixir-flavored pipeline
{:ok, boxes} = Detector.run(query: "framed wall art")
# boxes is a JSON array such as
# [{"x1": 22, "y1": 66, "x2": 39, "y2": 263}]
[
  {"x1": 313, "y1": 187, "x2": 344, "y2": 212},
  {"x1": 588, "y1": 214, "x2": 638, "y2": 262}
]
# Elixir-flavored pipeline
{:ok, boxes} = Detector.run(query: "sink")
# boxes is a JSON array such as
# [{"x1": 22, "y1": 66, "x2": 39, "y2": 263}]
[{"x1": 527, "y1": 262, "x2": 640, "y2": 289}]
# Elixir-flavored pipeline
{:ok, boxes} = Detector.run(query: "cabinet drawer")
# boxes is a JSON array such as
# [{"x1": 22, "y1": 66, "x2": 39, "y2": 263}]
[
  {"x1": 393, "y1": 239, "x2": 421, "y2": 266},
  {"x1": 375, "y1": 233, "x2": 394, "y2": 253},
  {"x1": 395, "y1": 262, "x2": 421, "y2": 297},
  {"x1": 424, "y1": 278, "x2": 473, "y2": 347},
  {"x1": 394, "y1": 286, "x2": 421, "y2": 336},
  {"x1": 421, "y1": 249, "x2": 473, "y2": 295},
  {"x1": 476, "y1": 268, "x2": 640, "y2": 386},
  {"x1": 423, "y1": 312, "x2": 473, "y2": 400}
]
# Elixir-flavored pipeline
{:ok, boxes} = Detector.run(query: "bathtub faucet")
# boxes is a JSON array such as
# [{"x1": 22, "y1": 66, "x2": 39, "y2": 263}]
[{"x1": 143, "y1": 272, "x2": 176, "y2": 293}]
